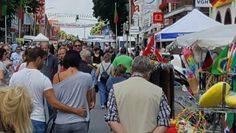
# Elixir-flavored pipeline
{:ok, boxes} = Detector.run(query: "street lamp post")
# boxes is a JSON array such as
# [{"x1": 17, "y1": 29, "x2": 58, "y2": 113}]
[
  {"x1": 5, "y1": 15, "x2": 7, "y2": 43},
  {"x1": 19, "y1": 16, "x2": 22, "y2": 38},
  {"x1": 84, "y1": 27, "x2": 86, "y2": 39}
]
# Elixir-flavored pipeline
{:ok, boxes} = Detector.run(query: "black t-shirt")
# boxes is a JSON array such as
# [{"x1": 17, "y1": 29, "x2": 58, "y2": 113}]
[
  {"x1": 78, "y1": 61, "x2": 93, "y2": 74},
  {"x1": 92, "y1": 54, "x2": 102, "y2": 64}
]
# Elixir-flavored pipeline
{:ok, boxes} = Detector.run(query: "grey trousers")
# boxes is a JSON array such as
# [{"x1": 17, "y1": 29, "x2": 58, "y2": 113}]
[{"x1": 53, "y1": 121, "x2": 89, "y2": 133}]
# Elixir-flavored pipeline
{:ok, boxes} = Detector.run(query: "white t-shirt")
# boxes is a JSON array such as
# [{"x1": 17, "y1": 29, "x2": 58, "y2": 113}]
[
  {"x1": 10, "y1": 52, "x2": 22, "y2": 70},
  {"x1": 9, "y1": 68, "x2": 52, "y2": 122}
]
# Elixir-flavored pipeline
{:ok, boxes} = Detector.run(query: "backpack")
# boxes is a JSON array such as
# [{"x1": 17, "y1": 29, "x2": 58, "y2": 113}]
[{"x1": 100, "y1": 63, "x2": 111, "y2": 83}]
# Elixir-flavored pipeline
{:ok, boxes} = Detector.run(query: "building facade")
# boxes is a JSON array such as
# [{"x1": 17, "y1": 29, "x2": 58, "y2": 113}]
[
  {"x1": 132, "y1": 0, "x2": 162, "y2": 46},
  {"x1": 211, "y1": 1, "x2": 236, "y2": 24}
]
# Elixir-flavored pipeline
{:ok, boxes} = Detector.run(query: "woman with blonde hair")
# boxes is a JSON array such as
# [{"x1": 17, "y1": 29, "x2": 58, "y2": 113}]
[
  {"x1": 96, "y1": 53, "x2": 113, "y2": 109},
  {"x1": 0, "y1": 86, "x2": 33, "y2": 133}
]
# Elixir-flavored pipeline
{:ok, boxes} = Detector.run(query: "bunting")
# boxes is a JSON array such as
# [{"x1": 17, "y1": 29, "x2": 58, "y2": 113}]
[
  {"x1": 142, "y1": 35, "x2": 155, "y2": 56},
  {"x1": 130, "y1": 0, "x2": 135, "y2": 18},
  {"x1": 18, "y1": 0, "x2": 24, "y2": 20},
  {"x1": 142, "y1": 35, "x2": 167, "y2": 63},
  {"x1": 0, "y1": 0, "x2": 7, "y2": 16},
  {"x1": 201, "y1": 51, "x2": 213, "y2": 71},
  {"x1": 211, "y1": 0, "x2": 233, "y2": 8},
  {"x1": 211, "y1": 45, "x2": 229, "y2": 74}
]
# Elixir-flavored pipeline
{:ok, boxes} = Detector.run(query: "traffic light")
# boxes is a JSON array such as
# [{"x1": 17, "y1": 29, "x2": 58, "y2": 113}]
[
  {"x1": 75, "y1": 15, "x2": 79, "y2": 22},
  {"x1": 120, "y1": 23, "x2": 123, "y2": 33}
]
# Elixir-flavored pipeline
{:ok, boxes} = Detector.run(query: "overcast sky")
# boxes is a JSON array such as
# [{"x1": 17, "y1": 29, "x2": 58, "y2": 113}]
[{"x1": 45, "y1": 0, "x2": 97, "y2": 39}]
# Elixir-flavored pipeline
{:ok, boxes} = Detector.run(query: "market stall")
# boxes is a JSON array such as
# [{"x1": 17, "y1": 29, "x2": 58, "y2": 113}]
[
  {"x1": 170, "y1": 24, "x2": 236, "y2": 51},
  {"x1": 154, "y1": 9, "x2": 222, "y2": 44},
  {"x1": 170, "y1": 36, "x2": 236, "y2": 132}
]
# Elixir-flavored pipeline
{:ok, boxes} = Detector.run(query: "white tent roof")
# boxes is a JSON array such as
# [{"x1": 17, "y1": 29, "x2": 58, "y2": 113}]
[
  {"x1": 85, "y1": 38, "x2": 115, "y2": 43},
  {"x1": 155, "y1": 9, "x2": 222, "y2": 42},
  {"x1": 33, "y1": 33, "x2": 49, "y2": 42},
  {"x1": 171, "y1": 24, "x2": 236, "y2": 50}
]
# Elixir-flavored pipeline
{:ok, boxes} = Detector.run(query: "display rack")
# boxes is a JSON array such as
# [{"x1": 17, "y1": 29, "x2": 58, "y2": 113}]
[{"x1": 198, "y1": 71, "x2": 236, "y2": 132}]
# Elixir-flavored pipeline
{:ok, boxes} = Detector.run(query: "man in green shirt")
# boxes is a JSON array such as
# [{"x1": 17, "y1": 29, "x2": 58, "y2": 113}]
[{"x1": 112, "y1": 48, "x2": 133, "y2": 73}]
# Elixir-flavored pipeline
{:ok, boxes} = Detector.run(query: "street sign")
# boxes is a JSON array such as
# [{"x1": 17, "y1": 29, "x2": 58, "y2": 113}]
[
  {"x1": 195, "y1": 0, "x2": 212, "y2": 7},
  {"x1": 153, "y1": 12, "x2": 164, "y2": 24}
]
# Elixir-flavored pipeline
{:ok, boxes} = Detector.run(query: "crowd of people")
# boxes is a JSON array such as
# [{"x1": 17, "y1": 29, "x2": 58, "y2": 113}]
[{"x1": 0, "y1": 40, "x2": 170, "y2": 133}]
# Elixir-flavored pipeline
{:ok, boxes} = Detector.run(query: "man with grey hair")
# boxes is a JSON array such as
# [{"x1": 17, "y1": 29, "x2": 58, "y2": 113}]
[
  {"x1": 105, "y1": 56, "x2": 171, "y2": 133},
  {"x1": 79, "y1": 49, "x2": 96, "y2": 109}
]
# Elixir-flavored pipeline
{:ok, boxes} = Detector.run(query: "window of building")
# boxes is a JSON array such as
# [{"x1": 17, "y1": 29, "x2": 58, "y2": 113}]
[
  {"x1": 216, "y1": 11, "x2": 222, "y2": 23},
  {"x1": 224, "y1": 8, "x2": 232, "y2": 24}
]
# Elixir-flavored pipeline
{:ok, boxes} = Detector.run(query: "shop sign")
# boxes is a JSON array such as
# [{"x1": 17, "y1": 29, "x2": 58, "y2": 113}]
[{"x1": 153, "y1": 12, "x2": 164, "y2": 24}]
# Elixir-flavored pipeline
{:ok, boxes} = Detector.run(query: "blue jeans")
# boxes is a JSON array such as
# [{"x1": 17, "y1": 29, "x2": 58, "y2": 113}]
[
  {"x1": 54, "y1": 121, "x2": 89, "y2": 133},
  {"x1": 32, "y1": 120, "x2": 46, "y2": 133},
  {"x1": 98, "y1": 81, "x2": 107, "y2": 106}
]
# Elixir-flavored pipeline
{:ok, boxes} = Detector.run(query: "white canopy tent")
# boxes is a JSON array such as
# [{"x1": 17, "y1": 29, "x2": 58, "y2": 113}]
[
  {"x1": 33, "y1": 33, "x2": 49, "y2": 42},
  {"x1": 170, "y1": 24, "x2": 236, "y2": 50},
  {"x1": 154, "y1": 9, "x2": 222, "y2": 42}
]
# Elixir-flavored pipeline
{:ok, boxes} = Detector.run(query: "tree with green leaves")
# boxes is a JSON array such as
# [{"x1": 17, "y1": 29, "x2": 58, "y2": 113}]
[
  {"x1": 92, "y1": 0, "x2": 128, "y2": 36},
  {"x1": 90, "y1": 21, "x2": 107, "y2": 35}
]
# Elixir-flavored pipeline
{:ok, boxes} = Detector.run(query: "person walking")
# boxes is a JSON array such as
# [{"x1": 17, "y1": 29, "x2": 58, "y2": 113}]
[
  {"x1": 92, "y1": 47, "x2": 102, "y2": 65},
  {"x1": 73, "y1": 40, "x2": 83, "y2": 53},
  {"x1": 9, "y1": 48, "x2": 86, "y2": 133},
  {"x1": 112, "y1": 47, "x2": 133, "y2": 75},
  {"x1": 57, "y1": 47, "x2": 67, "y2": 72},
  {"x1": 0, "y1": 48, "x2": 10, "y2": 86},
  {"x1": 106, "y1": 64, "x2": 127, "y2": 93},
  {"x1": 96, "y1": 53, "x2": 113, "y2": 109},
  {"x1": 79, "y1": 49, "x2": 97, "y2": 108},
  {"x1": 53, "y1": 50, "x2": 94, "y2": 133},
  {"x1": 10, "y1": 46, "x2": 22, "y2": 71},
  {"x1": 40, "y1": 42, "x2": 58, "y2": 81},
  {"x1": 3, "y1": 44, "x2": 14, "y2": 75},
  {"x1": 105, "y1": 56, "x2": 171, "y2": 133}
]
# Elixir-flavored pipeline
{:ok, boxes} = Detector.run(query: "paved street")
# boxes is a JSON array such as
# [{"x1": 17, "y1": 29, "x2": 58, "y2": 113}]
[{"x1": 89, "y1": 94, "x2": 110, "y2": 133}]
